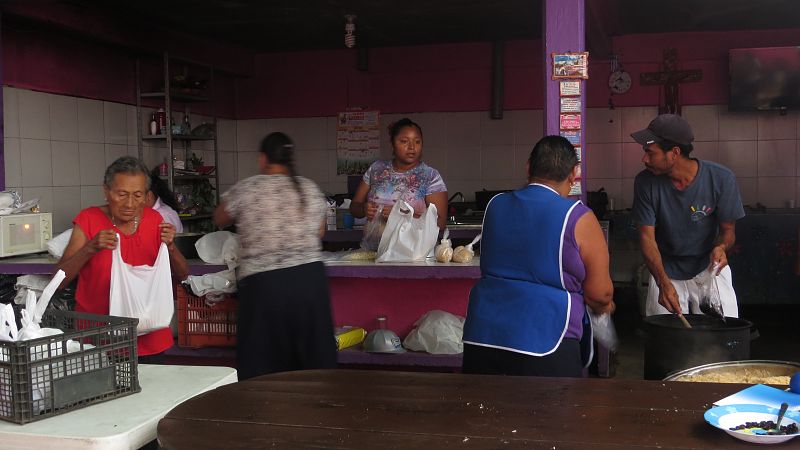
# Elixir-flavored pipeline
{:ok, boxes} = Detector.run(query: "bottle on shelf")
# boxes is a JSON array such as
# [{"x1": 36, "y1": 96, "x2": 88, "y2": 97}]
[
  {"x1": 149, "y1": 114, "x2": 158, "y2": 135},
  {"x1": 159, "y1": 158, "x2": 168, "y2": 177},
  {"x1": 156, "y1": 108, "x2": 167, "y2": 134}
]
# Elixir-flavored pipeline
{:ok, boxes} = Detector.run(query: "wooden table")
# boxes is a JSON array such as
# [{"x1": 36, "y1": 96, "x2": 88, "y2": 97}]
[{"x1": 157, "y1": 369, "x2": 759, "y2": 449}]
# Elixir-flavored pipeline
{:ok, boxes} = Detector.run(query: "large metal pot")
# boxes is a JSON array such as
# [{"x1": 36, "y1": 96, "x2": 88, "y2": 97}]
[
  {"x1": 643, "y1": 314, "x2": 757, "y2": 380},
  {"x1": 664, "y1": 360, "x2": 800, "y2": 382}
]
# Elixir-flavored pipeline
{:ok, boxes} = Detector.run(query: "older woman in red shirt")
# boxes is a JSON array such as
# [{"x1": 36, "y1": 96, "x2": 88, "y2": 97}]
[{"x1": 58, "y1": 156, "x2": 188, "y2": 362}]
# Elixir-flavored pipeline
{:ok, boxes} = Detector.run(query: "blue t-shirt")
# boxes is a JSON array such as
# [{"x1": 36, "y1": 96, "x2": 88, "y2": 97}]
[{"x1": 632, "y1": 159, "x2": 745, "y2": 280}]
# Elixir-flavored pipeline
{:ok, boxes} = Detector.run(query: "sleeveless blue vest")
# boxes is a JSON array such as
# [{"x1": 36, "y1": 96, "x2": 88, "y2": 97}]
[{"x1": 463, "y1": 184, "x2": 584, "y2": 356}]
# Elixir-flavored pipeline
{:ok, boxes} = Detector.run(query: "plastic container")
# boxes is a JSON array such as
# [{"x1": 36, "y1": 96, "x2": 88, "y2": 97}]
[
  {"x1": 0, "y1": 310, "x2": 140, "y2": 424},
  {"x1": 176, "y1": 287, "x2": 237, "y2": 348}
]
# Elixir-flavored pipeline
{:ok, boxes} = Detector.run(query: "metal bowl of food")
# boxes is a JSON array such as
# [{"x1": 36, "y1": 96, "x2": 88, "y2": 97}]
[{"x1": 664, "y1": 360, "x2": 800, "y2": 385}]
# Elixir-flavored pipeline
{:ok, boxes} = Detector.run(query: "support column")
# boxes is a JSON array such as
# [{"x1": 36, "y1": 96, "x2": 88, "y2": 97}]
[
  {"x1": 0, "y1": 10, "x2": 5, "y2": 191},
  {"x1": 543, "y1": 0, "x2": 585, "y2": 198}
]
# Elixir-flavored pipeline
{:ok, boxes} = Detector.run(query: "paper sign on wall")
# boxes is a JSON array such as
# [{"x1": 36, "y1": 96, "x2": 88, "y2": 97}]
[
  {"x1": 559, "y1": 114, "x2": 581, "y2": 130},
  {"x1": 559, "y1": 81, "x2": 581, "y2": 96},
  {"x1": 560, "y1": 130, "x2": 581, "y2": 145},
  {"x1": 560, "y1": 97, "x2": 581, "y2": 113},
  {"x1": 337, "y1": 110, "x2": 380, "y2": 175}
]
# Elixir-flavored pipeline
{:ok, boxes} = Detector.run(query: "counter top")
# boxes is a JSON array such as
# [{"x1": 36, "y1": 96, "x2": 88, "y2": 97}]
[
  {"x1": 325, "y1": 258, "x2": 480, "y2": 278},
  {"x1": 0, "y1": 253, "x2": 481, "y2": 279},
  {"x1": 324, "y1": 226, "x2": 481, "y2": 242}
]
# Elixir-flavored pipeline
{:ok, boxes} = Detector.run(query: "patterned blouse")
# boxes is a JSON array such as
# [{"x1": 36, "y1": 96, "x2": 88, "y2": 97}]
[
  {"x1": 222, "y1": 174, "x2": 326, "y2": 280},
  {"x1": 363, "y1": 160, "x2": 447, "y2": 215}
]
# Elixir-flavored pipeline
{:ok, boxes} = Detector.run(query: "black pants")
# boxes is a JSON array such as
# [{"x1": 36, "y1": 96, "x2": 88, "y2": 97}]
[
  {"x1": 237, "y1": 262, "x2": 337, "y2": 380},
  {"x1": 462, "y1": 339, "x2": 583, "y2": 377}
]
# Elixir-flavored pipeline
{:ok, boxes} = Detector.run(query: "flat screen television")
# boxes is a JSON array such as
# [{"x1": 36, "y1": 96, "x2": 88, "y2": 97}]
[{"x1": 729, "y1": 46, "x2": 800, "y2": 111}]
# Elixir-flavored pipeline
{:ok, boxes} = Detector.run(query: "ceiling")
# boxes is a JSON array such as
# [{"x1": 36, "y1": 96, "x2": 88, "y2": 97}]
[{"x1": 18, "y1": 0, "x2": 800, "y2": 53}]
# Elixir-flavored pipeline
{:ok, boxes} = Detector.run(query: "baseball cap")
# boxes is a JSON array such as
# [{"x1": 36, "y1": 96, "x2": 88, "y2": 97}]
[{"x1": 631, "y1": 114, "x2": 694, "y2": 146}]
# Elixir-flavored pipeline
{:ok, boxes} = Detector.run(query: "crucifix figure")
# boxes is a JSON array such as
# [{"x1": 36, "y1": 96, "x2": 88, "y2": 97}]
[{"x1": 640, "y1": 48, "x2": 702, "y2": 115}]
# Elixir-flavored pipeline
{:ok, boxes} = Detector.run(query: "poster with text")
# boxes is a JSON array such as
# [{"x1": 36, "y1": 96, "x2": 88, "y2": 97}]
[
  {"x1": 337, "y1": 110, "x2": 380, "y2": 175},
  {"x1": 560, "y1": 130, "x2": 581, "y2": 145},
  {"x1": 559, "y1": 113, "x2": 582, "y2": 130},
  {"x1": 559, "y1": 81, "x2": 581, "y2": 96},
  {"x1": 569, "y1": 180, "x2": 582, "y2": 196},
  {"x1": 560, "y1": 97, "x2": 581, "y2": 113}
]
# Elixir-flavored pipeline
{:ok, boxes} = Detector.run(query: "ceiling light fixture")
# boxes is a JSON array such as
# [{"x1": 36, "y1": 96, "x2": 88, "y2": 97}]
[{"x1": 344, "y1": 14, "x2": 356, "y2": 48}]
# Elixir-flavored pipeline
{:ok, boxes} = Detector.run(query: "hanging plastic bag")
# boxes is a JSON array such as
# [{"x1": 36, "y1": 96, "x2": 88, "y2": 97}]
[
  {"x1": 376, "y1": 202, "x2": 439, "y2": 263},
  {"x1": 403, "y1": 310, "x2": 465, "y2": 354},
  {"x1": 589, "y1": 311, "x2": 619, "y2": 352},
  {"x1": 109, "y1": 234, "x2": 174, "y2": 335},
  {"x1": 694, "y1": 262, "x2": 725, "y2": 321},
  {"x1": 360, "y1": 204, "x2": 385, "y2": 251}
]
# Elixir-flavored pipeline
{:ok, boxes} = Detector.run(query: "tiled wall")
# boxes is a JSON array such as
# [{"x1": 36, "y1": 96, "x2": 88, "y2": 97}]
[
  {"x1": 2, "y1": 86, "x2": 233, "y2": 233},
  {"x1": 6, "y1": 86, "x2": 800, "y2": 235},
  {"x1": 584, "y1": 104, "x2": 800, "y2": 211}
]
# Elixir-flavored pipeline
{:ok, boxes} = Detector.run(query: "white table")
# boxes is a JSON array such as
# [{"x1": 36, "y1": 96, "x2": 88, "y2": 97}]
[{"x1": 0, "y1": 364, "x2": 238, "y2": 450}]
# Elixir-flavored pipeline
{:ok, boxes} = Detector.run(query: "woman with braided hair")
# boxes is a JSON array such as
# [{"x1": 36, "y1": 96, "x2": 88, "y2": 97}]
[{"x1": 214, "y1": 132, "x2": 336, "y2": 379}]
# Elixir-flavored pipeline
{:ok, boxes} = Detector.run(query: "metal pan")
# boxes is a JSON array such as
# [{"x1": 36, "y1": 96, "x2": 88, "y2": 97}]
[{"x1": 664, "y1": 360, "x2": 800, "y2": 382}]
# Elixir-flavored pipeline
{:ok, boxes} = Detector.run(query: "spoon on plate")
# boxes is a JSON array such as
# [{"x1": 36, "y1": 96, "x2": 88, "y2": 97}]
[
  {"x1": 770, "y1": 402, "x2": 790, "y2": 435},
  {"x1": 753, "y1": 402, "x2": 790, "y2": 435}
]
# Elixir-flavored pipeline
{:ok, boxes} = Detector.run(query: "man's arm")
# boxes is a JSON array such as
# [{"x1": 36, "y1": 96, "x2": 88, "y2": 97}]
[
  {"x1": 710, "y1": 220, "x2": 736, "y2": 274},
  {"x1": 638, "y1": 224, "x2": 682, "y2": 314}
]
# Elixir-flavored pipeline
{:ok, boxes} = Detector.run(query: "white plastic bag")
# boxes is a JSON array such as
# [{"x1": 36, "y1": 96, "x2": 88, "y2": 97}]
[
  {"x1": 0, "y1": 303, "x2": 18, "y2": 342},
  {"x1": 403, "y1": 310, "x2": 465, "y2": 354},
  {"x1": 589, "y1": 312, "x2": 619, "y2": 352},
  {"x1": 186, "y1": 269, "x2": 237, "y2": 298},
  {"x1": 376, "y1": 202, "x2": 439, "y2": 263},
  {"x1": 195, "y1": 231, "x2": 241, "y2": 269},
  {"x1": 109, "y1": 234, "x2": 174, "y2": 335},
  {"x1": 47, "y1": 228, "x2": 73, "y2": 258}
]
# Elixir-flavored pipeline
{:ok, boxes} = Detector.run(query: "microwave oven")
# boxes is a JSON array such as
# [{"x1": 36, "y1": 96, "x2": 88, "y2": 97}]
[{"x1": 0, "y1": 212, "x2": 52, "y2": 257}]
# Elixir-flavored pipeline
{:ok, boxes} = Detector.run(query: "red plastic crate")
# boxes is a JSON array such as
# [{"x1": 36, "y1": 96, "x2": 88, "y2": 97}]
[{"x1": 176, "y1": 287, "x2": 237, "y2": 348}]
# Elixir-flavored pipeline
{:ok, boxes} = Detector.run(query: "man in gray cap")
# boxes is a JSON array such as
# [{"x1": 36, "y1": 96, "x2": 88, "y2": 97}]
[{"x1": 631, "y1": 114, "x2": 744, "y2": 318}]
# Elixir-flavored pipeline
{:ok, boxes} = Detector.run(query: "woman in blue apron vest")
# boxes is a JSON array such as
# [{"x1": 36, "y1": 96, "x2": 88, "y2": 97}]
[{"x1": 462, "y1": 136, "x2": 615, "y2": 377}]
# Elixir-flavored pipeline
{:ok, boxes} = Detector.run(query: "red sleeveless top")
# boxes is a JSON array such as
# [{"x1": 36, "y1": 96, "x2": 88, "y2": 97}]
[{"x1": 73, "y1": 206, "x2": 173, "y2": 356}]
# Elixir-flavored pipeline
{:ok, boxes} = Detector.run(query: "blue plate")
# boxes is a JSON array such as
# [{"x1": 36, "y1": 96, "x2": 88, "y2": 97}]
[{"x1": 705, "y1": 404, "x2": 800, "y2": 444}]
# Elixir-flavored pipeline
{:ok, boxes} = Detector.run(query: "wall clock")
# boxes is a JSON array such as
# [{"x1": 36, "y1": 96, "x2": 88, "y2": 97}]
[{"x1": 609, "y1": 70, "x2": 632, "y2": 94}]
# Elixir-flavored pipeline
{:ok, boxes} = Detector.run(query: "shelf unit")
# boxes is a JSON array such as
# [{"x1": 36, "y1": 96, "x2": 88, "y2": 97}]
[{"x1": 136, "y1": 52, "x2": 219, "y2": 232}]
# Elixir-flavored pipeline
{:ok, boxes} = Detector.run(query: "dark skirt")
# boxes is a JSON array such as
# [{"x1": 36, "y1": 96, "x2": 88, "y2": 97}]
[
  {"x1": 236, "y1": 261, "x2": 337, "y2": 380},
  {"x1": 462, "y1": 339, "x2": 583, "y2": 377}
]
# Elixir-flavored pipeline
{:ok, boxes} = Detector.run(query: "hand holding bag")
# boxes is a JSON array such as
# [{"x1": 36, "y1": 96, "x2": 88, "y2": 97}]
[
  {"x1": 109, "y1": 234, "x2": 174, "y2": 335},
  {"x1": 376, "y1": 202, "x2": 439, "y2": 262}
]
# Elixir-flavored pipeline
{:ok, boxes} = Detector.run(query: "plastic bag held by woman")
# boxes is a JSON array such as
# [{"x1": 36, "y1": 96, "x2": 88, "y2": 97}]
[
  {"x1": 109, "y1": 234, "x2": 174, "y2": 335},
  {"x1": 360, "y1": 204, "x2": 384, "y2": 251},
  {"x1": 376, "y1": 202, "x2": 439, "y2": 262}
]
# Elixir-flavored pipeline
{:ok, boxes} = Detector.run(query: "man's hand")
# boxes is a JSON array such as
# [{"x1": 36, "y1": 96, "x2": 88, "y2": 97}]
[
  {"x1": 160, "y1": 223, "x2": 177, "y2": 248},
  {"x1": 88, "y1": 229, "x2": 117, "y2": 253},
  {"x1": 709, "y1": 245, "x2": 728, "y2": 275},
  {"x1": 657, "y1": 279, "x2": 682, "y2": 314}
]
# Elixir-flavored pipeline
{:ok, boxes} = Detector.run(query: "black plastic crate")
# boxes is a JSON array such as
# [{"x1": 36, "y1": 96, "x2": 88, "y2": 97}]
[{"x1": 0, "y1": 310, "x2": 140, "y2": 424}]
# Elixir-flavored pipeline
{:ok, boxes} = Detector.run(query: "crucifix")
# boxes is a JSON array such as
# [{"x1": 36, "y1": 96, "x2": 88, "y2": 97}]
[{"x1": 640, "y1": 48, "x2": 702, "y2": 114}]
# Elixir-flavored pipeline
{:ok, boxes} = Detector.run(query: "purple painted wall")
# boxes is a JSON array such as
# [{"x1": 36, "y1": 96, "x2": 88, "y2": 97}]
[
  {"x1": 1, "y1": 17, "x2": 238, "y2": 118},
  {"x1": 237, "y1": 41, "x2": 544, "y2": 119},
  {"x1": 3, "y1": 12, "x2": 800, "y2": 121},
  {"x1": 238, "y1": 28, "x2": 800, "y2": 119}
]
